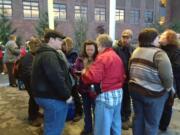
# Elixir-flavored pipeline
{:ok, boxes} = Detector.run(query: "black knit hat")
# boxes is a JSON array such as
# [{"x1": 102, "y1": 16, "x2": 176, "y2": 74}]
[{"x1": 138, "y1": 28, "x2": 158, "y2": 46}]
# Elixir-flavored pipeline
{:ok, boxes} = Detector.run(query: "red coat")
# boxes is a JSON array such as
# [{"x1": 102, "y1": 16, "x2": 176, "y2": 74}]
[
  {"x1": 82, "y1": 48, "x2": 125, "y2": 92},
  {"x1": 0, "y1": 50, "x2": 3, "y2": 59}
]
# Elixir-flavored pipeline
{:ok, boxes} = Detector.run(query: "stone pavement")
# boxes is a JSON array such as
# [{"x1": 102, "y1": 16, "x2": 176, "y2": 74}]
[{"x1": 0, "y1": 74, "x2": 180, "y2": 135}]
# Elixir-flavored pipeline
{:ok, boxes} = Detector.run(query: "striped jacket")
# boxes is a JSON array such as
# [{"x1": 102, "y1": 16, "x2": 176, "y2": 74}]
[{"x1": 129, "y1": 47, "x2": 173, "y2": 97}]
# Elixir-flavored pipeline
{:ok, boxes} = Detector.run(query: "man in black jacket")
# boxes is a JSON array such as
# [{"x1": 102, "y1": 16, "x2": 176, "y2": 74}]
[
  {"x1": 31, "y1": 30, "x2": 72, "y2": 135},
  {"x1": 113, "y1": 29, "x2": 134, "y2": 130}
]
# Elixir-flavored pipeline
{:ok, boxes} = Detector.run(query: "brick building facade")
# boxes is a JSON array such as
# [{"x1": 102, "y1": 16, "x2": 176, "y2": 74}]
[{"x1": 0, "y1": 0, "x2": 161, "y2": 43}]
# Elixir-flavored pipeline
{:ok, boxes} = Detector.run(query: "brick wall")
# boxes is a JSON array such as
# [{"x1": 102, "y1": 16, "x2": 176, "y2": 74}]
[{"x1": 9, "y1": 0, "x2": 159, "y2": 43}]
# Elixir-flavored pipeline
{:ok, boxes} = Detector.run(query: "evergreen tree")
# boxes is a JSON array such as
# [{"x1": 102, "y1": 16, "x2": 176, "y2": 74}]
[
  {"x1": 169, "y1": 21, "x2": 180, "y2": 33},
  {"x1": 74, "y1": 17, "x2": 88, "y2": 52},
  {"x1": 0, "y1": 13, "x2": 16, "y2": 45},
  {"x1": 35, "y1": 12, "x2": 57, "y2": 39}
]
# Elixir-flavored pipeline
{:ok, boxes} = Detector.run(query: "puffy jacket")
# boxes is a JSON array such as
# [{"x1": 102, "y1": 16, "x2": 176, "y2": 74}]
[{"x1": 82, "y1": 48, "x2": 125, "y2": 92}]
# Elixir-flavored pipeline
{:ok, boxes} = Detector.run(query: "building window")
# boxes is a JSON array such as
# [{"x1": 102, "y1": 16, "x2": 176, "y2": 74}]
[
  {"x1": 23, "y1": 0, "x2": 39, "y2": 19},
  {"x1": 144, "y1": 11, "x2": 153, "y2": 24},
  {"x1": 95, "y1": 7, "x2": 106, "y2": 22},
  {"x1": 129, "y1": 10, "x2": 140, "y2": 24},
  {"x1": 116, "y1": 9, "x2": 124, "y2": 22},
  {"x1": 0, "y1": 0, "x2": 12, "y2": 17},
  {"x1": 75, "y1": 6, "x2": 87, "y2": 20},
  {"x1": 54, "y1": 3, "x2": 67, "y2": 21}
]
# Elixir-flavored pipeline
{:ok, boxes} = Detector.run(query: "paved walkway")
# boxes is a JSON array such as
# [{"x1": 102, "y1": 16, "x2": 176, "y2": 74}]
[{"x1": 0, "y1": 74, "x2": 180, "y2": 135}]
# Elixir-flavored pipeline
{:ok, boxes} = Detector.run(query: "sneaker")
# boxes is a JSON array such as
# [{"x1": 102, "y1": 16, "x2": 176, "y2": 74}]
[
  {"x1": 122, "y1": 120, "x2": 131, "y2": 130},
  {"x1": 1, "y1": 72, "x2": 5, "y2": 75},
  {"x1": 80, "y1": 130, "x2": 93, "y2": 135},
  {"x1": 73, "y1": 115, "x2": 82, "y2": 122},
  {"x1": 10, "y1": 84, "x2": 17, "y2": 87},
  {"x1": 38, "y1": 112, "x2": 44, "y2": 118},
  {"x1": 159, "y1": 127, "x2": 167, "y2": 132},
  {"x1": 28, "y1": 118, "x2": 42, "y2": 127}
]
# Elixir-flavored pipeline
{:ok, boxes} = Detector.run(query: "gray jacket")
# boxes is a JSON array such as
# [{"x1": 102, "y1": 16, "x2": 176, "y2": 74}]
[{"x1": 3, "y1": 40, "x2": 20, "y2": 63}]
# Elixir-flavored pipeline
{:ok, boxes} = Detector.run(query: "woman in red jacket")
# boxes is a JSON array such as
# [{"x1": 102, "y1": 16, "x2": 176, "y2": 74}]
[{"x1": 82, "y1": 34, "x2": 125, "y2": 135}]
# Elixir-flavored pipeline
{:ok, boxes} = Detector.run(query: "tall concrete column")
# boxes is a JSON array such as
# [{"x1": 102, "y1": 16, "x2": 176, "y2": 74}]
[
  {"x1": 47, "y1": 0, "x2": 54, "y2": 29},
  {"x1": 109, "y1": 0, "x2": 116, "y2": 41},
  {"x1": 88, "y1": 0, "x2": 95, "y2": 39}
]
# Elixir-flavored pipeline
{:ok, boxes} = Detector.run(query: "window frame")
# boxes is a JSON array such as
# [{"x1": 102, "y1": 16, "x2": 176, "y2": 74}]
[
  {"x1": 54, "y1": 3, "x2": 67, "y2": 21},
  {"x1": 23, "y1": 0, "x2": 39, "y2": 19},
  {"x1": 0, "y1": 0, "x2": 12, "y2": 17},
  {"x1": 129, "y1": 9, "x2": 140, "y2": 24},
  {"x1": 94, "y1": 7, "x2": 106, "y2": 22},
  {"x1": 74, "y1": 5, "x2": 87, "y2": 21},
  {"x1": 144, "y1": 10, "x2": 153, "y2": 24},
  {"x1": 116, "y1": 9, "x2": 125, "y2": 23}
]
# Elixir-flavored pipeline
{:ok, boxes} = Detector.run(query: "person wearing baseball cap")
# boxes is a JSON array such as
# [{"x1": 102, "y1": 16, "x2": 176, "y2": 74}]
[
  {"x1": 113, "y1": 29, "x2": 134, "y2": 130},
  {"x1": 31, "y1": 29, "x2": 72, "y2": 135}
]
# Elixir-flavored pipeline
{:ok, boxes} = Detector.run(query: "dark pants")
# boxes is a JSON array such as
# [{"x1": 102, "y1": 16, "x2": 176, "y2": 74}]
[
  {"x1": 159, "y1": 93, "x2": 173, "y2": 131},
  {"x1": 71, "y1": 86, "x2": 83, "y2": 116},
  {"x1": 23, "y1": 78, "x2": 40, "y2": 121},
  {"x1": 0, "y1": 59, "x2": 3, "y2": 73},
  {"x1": 6, "y1": 62, "x2": 16, "y2": 86},
  {"x1": 121, "y1": 83, "x2": 131, "y2": 122},
  {"x1": 82, "y1": 93, "x2": 95, "y2": 133}
]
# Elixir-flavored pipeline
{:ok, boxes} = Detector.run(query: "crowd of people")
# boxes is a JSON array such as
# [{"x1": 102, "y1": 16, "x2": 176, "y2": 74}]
[{"x1": 0, "y1": 27, "x2": 180, "y2": 135}]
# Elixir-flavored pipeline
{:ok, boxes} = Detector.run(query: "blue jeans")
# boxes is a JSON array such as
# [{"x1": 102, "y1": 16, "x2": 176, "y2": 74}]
[
  {"x1": 35, "y1": 98, "x2": 68, "y2": 135},
  {"x1": 94, "y1": 101, "x2": 122, "y2": 135},
  {"x1": 130, "y1": 91, "x2": 168, "y2": 135},
  {"x1": 82, "y1": 93, "x2": 95, "y2": 133}
]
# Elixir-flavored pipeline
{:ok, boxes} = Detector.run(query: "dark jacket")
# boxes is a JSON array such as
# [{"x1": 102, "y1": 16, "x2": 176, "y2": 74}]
[
  {"x1": 31, "y1": 45, "x2": 72, "y2": 101},
  {"x1": 18, "y1": 52, "x2": 33, "y2": 81},
  {"x1": 66, "y1": 49, "x2": 78, "y2": 67},
  {"x1": 161, "y1": 44, "x2": 180, "y2": 97},
  {"x1": 72, "y1": 57, "x2": 90, "y2": 94},
  {"x1": 113, "y1": 40, "x2": 134, "y2": 80},
  {"x1": 161, "y1": 45, "x2": 180, "y2": 74}
]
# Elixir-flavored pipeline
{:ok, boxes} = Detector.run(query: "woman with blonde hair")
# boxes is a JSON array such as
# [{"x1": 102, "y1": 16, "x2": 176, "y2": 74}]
[
  {"x1": 159, "y1": 29, "x2": 180, "y2": 132},
  {"x1": 62, "y1": 37, "x2": 77, "y2": 65},
  {"x1": 62, "y1": 37, "x2": 83, "y2": 121}
]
